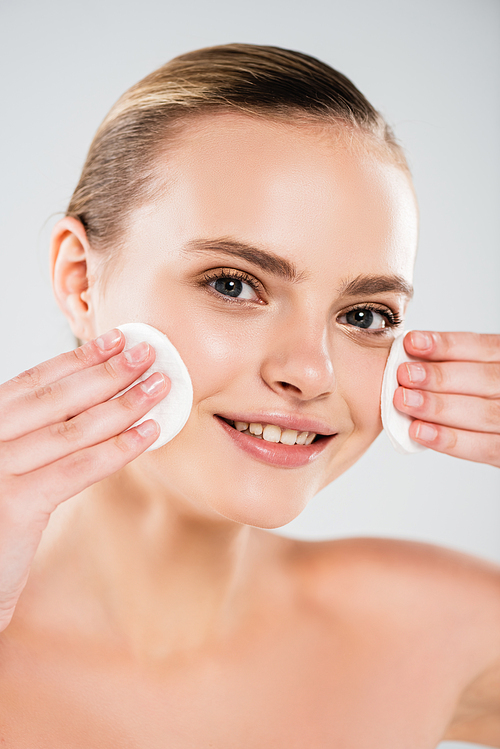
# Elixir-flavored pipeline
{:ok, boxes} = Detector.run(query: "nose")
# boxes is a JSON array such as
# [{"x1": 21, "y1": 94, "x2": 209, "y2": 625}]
[{"x1": 260, "y1": 317, "x2": 336, "y2": 402}]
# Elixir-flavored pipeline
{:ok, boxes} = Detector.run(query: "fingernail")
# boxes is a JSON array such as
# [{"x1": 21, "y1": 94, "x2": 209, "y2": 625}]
[
  {"x1": 410, "y1": 331, "x2": 432, "y2": 351},
  {"x1": 124, "y1": 342, "x2": 150, "y2": 363},
  {"x1": 415, "y1": 423, "x2": 437, "y2": 442},
  {"x1": 136, "y1": 419, "x2": 159, "y2": 438},
  {"x1": 405, "y1": 362, "x2": 426, "y2": 384},
  {"x1": 140, "y1": 373, "x2": 166, "y2": 395},
  {"x1": 402, "y1": 388, "x2": 423, "y2": 407},
  {"x1": 95, "y1": 329, "x2": 122, "y2": 351}
]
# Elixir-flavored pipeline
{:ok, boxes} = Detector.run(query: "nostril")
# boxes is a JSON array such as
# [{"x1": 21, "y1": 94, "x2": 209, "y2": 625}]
[{"x1": 279, "y1": 381, "x2": 302, "y2": 394}]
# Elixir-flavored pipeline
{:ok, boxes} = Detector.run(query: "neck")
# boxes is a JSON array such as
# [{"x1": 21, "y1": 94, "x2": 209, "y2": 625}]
[{"x1": 28, "y1": 462, "x2": 287, "y2": 664}]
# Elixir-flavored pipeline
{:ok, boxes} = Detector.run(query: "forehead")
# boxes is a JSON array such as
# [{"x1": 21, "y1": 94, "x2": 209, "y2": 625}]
[{"x1": 139, "y1": 112, "x2": 418, "y2": 281}]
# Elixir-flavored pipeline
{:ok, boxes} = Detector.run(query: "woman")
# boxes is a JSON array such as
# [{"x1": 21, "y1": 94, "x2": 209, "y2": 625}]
[{"x1": 0, "y1": 44, "x2": 498, "y2": 747}]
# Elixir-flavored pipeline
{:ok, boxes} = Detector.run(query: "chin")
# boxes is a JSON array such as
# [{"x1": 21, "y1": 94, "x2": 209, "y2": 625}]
[
  {"x1": 210, "y1": 488, "x2": 314, "y2": 530},
  {"x1": 189, "y1": 467, "x2": 319, "y2": 529},
  {"x1": 135, "y1": 445, "x2": 319, "y2": 529},
  {"x1": 134, "y1": 419, "x2": 379, "y2": 529}
]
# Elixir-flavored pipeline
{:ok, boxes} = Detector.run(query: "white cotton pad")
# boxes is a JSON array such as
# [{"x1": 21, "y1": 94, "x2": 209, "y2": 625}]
[
  {"x1": 381, "y1": 332, "x2": 427, "y2": 455},
  {"x1": 115, "y1": 323, "x2": 193, "y2": 451}
]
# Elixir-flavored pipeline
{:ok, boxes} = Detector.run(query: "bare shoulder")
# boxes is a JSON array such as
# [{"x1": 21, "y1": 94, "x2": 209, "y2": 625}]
[
  {"x1": 287, "y1": 535, "x2": 500, "y2": 625},
  {"x1": 285, "y1": 534, "x2": 500, "y2": 746}
]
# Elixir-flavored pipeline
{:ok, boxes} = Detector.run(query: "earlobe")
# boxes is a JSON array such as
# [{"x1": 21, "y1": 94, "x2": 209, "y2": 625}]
[{"x1": 50, "y1": 217, "x2": 96, "y2": 342}]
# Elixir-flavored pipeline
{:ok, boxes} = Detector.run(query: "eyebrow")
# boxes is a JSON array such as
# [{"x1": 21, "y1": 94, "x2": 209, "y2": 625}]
[
  {"x1": 339, "y1": 274, "x2": 414, "y2": 299},
  {"x1": 182, "y1": 237, "x2": 305, "y2": 282},
  {"x1": 182, "y1": 237, "x2": 413, "y2": 299}
]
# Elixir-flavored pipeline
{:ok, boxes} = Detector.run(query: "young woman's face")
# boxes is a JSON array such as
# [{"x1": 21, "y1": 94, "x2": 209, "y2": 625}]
[{"x1": 90, "y1": 113, "x2": 418, "y2": 528}]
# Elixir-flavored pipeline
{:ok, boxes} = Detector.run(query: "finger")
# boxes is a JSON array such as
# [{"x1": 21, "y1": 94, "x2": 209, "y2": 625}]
[
  {"x1": 2, "y1": 373, "x2": 170, "y2": 475},
  {"x1": 404, "y1": 331, "x2": 500, "y2": 363},
  {"x1": 394, "y1": 386, "x2": 500, "y2": 434},
  {"x1": 397, "y1": 360, "x2": 500, "y2": 399},
  {"x1": 0, "y1": 330, "x2": 125, "y2": 402},
  {"x1": 409, "y1": 420, "x2": 500, "y2": 468},
  {"x1": 18, "y1": 419, "x2": 161, "y2": 515},
  {"x1": 1, "y1": 342, "x2": 157, "y2": 441}
]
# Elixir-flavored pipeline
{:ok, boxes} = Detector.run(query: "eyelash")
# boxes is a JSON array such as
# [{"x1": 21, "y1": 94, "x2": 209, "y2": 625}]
[
  {"x1": 200, "y1": 269, "x2": 403, "y2": 333},
  {"x1": 339, "y1": 303, "x2": 403, "y2": 335},
  {"x1": 201, "y1": 268, "x2": 263, "y2": 300}
]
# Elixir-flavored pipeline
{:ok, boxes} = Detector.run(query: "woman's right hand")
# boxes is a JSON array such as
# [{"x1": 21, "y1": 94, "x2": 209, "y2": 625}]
[{"x1": 0, "y1": 328, "x2": 169, "y2": 632}]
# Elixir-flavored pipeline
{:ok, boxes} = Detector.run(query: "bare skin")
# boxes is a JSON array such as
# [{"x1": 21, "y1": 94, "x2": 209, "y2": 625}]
[{"x1": 0, "y1": 113, "x2": 499, "y2": 747}]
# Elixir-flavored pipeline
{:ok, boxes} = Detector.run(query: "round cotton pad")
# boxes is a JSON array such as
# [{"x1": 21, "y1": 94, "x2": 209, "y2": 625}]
[
  {"x1": 115, "y1": 323, "x2": 193, "y2": 451},
  {"x1": 381, "y1": 332, "x2": 427, "y2": 455}
]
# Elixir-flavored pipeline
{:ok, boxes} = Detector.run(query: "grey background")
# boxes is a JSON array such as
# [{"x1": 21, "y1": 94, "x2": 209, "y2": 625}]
[{"x1": 0, "y1": 2, "x2": 498, "y2": 746}]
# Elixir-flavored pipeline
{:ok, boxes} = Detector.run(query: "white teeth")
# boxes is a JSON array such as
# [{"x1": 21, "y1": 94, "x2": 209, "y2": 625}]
[
  {"x1": 280, "y1": 428, "x2": 298, "y2": 445},
  {"x1": 228, "y1": 419, "x2": 318, "y2": 445},
  {"x1": 262, "y1": 424, "x2": 281, "y2": 443}
]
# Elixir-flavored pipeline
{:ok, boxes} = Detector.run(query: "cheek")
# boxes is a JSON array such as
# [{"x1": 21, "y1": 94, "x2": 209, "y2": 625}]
[
  {"x1": 172, "y1": 315, "x2": 246, "y2": 401},
  {"x1": 336, "y1": 341, "x2": 388, "y2": 435},
  {"x1": 147, "y1": 303, "x2": 265, "y2": 408},
  {"x1": 317, "y1": 341, "x2": 388, "y2": 491}
]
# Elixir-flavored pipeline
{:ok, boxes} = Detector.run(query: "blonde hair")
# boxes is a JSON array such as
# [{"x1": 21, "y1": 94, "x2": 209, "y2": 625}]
[{"x1": 67, "y1": 43, "x2": 407, "y2": 257}]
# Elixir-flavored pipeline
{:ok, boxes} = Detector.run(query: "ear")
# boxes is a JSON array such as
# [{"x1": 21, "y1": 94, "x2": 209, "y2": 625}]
[{"x1": 50, "y1": 216, "x2": 97, "y2": 342}]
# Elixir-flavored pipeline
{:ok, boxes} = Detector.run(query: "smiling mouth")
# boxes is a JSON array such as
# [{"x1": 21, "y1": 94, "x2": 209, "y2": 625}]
[{"x1": 217, "y1": 417, "x2": 327, "y2": 446}]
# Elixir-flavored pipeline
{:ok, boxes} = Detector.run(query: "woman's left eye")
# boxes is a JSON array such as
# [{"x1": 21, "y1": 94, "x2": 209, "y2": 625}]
[
  {"x1": 209, "y1": 276, "x2": 258, "y2": 300},
  {"x1": 338, "y1": 307, "x2": 390, "y2": 330}
]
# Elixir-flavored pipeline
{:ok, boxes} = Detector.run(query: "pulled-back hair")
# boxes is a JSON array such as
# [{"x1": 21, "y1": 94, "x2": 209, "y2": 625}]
[{"x1": 66, "y1": 43, "x2": 407, "y2": 256}]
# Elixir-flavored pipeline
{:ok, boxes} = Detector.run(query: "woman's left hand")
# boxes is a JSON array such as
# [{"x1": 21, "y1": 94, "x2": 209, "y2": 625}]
[{"x1": 393, "y1": 331, "x2": 500, "y2": 467}]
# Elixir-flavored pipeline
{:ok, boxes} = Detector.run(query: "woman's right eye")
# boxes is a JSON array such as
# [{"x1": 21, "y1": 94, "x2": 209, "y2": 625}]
[{"x1": 209, "y1": 276, "x2": 259, "y2": 300}]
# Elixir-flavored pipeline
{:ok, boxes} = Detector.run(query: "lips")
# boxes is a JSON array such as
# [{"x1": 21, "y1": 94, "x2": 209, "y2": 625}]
[{"x1": 215, "y1": 415, "x2": 336, "y2": 468}]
